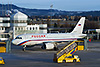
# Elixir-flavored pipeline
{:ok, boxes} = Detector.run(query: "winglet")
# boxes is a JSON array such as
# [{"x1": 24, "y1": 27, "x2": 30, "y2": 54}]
[{"x1": 71, "y1": 17, "x2": 85, "y2": 34}]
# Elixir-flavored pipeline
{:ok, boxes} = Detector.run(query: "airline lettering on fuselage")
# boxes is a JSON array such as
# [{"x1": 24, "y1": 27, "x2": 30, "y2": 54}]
[{"x1": 32, "y1": 35, "x2": 45, "y2": 38}]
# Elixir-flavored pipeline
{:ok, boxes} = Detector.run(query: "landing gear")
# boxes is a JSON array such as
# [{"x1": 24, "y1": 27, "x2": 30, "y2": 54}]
[
  {"x1": 54, "y1": 43, "x2": 58, "y2": 50},
  {"x1": 22, "y1": 45, "x2": 26, "y2": 51},
  {"x1": 54, "y1": 46, "x2": 58, "y2": 50}
]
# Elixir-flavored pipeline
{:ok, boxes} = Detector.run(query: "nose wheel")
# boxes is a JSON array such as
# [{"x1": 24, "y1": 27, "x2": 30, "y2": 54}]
[{"x1": 22, "y1": 45, "x2": 26, "y2": 51}]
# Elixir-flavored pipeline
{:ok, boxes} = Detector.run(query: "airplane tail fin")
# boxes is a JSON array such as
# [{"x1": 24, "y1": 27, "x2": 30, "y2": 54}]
[{"x1": 71, "y1": 17, "x2": 85, "y2": 34}]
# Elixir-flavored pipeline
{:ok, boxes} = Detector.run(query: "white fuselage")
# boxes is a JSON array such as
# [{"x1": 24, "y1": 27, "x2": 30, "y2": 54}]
[
  {"x1": 12, "y1": 33, "x2": 86, "y2": 46},
  {"x1": 12, "y1": 17, "x2": 86, "y2": 46}
]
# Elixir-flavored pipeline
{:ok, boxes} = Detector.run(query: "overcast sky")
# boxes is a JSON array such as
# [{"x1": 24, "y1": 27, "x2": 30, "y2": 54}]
[{"x1": 1, "y1": 0, "x2": 100, "y2": 11}]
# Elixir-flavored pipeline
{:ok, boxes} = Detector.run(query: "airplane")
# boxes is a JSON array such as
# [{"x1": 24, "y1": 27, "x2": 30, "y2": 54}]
[{"x1": 12, "y1": 17, "x2": 86, "y2": 51}]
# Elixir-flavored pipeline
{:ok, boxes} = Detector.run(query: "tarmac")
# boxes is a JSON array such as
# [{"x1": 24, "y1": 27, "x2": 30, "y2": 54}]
[{"x1": 0, "y1": 41, "x2": 100, "y2": 67}]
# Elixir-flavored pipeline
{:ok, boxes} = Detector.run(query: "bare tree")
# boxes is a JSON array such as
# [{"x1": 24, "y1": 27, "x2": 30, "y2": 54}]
[{"x1": 84, "y1": 21, "x2": 99, "y2": 29}]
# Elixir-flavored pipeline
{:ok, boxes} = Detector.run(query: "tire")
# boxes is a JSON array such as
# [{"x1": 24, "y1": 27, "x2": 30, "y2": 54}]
[
  {"x1": 73, "y1": 59, "x2": 76, "y2": 63},
  {"x1": 63, "y1": 60, "x2": 66, "y2": 63},
  {"x1": 54, "y1": 47, "x2": 58, "y2": 51}
]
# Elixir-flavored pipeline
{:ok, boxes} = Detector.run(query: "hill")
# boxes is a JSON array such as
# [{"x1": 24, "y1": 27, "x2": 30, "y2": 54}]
[{"x1": 0, "y1": 4, "x2": 100, "y2": 16}]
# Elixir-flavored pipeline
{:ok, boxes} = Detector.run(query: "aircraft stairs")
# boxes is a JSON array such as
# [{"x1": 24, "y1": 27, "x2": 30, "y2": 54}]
[{"x1": 53, "y1": 41, "x2": 84, "y2": 63}]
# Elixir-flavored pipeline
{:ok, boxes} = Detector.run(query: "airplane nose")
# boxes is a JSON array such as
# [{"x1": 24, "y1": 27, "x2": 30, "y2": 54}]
[{"x1": 12, "y1": 39, "x2": 18, "y2": 45}]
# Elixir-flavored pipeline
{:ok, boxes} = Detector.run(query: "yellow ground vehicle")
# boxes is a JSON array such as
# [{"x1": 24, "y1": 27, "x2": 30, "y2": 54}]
[
  {"x1": 0, "y1": 42, "x2": 6, "y2": 53},
  {"x1": 0, "y1": 57, "x2": 5, "y2": 64},
  {"x1": 53, "y1": 41, "x2": 85, "y2": 63},
  {"x1": 64, "y1": 55, "x2": 80, "y2": 63}
]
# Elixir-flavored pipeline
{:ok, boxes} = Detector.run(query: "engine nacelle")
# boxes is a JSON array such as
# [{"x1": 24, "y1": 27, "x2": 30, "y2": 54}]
[
  {"x1": 96, "y1": 29, "x2": 100, "y2": 33},
  {"x1": 42, "y1": 43, "x2": 55, "y2": 49}
]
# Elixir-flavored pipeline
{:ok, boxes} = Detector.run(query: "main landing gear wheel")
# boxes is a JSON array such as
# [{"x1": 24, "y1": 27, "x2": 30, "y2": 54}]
[{"x1": 54, "y1": 47, "x2": 58, "y2": 51}]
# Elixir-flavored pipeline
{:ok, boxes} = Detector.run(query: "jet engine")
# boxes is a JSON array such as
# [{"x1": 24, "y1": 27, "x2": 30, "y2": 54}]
[{"x1": 41, "y1": 43, "x2": 57, "y2": 50}]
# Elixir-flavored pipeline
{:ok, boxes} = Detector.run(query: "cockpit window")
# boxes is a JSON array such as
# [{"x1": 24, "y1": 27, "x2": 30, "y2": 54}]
[{"x1": 15, "y1": 37, "x2": 22, "y2": 39}]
